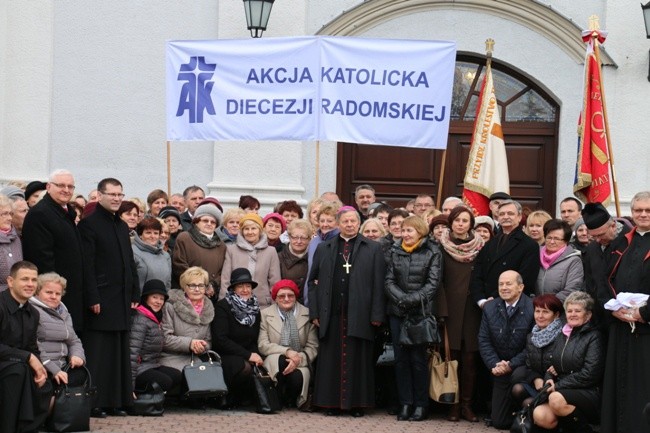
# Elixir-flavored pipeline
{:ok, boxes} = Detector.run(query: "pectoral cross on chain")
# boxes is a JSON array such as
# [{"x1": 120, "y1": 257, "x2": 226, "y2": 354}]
[{"x1": 343, "y1": 261, "x2": 352, "y2": 274}]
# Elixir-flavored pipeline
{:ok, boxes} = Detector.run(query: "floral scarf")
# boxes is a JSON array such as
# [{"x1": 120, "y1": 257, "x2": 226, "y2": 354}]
[
  {"x1": 439, "y1": 228, "x2": 484, "y2": 263},
  {"x1": 530, "y1": 317, "x2": 563, "y2": 348},
  {"x1": 225, "y1": 291, "x2": 260, "y2": 326}
]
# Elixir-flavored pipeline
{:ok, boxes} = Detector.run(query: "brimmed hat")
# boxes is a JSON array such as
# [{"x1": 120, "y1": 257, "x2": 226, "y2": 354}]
[
  {"x1": 198, "y1": 196, "x2": 224, "y2": 213},
  {"x1": 0, "y1": 185, "x2": 25, "y2": 200},
  {"x1": 263, "y1": 212, "x2": 287, "y2": 232},
  {"x1": 271, "y1": 279, "x2": 300, "y2": 300},
  {"x1": 159, "y1": 206, "x2": 182, "y2": 224},
  {"x1": 227, "y1": 268, "x2": 258, "y2": 291},
  {"x1": 239, "y1": 213, "x2": 264, "y2": 230},
  {"x1": 474, "y1": 215, "x2": 495, "y2": 231},
  {"x1": 581, "y1": 202, "x2": 611, "y2": 229},
  {"x1": 140, "y1": 279, "x2": 168, "y2": 302},
  {"x1": 25, "y1": 181, "x2": 47, "y2": 201},
  {"x1": 488, "y1": 192, "x2": 511, "y2": 201},
  {"x1": 194, "y1": 204, "x2": 223, "y2": 226}
]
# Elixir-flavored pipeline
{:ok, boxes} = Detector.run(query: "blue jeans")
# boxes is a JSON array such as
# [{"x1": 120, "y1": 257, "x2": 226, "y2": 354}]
[{"x1": 389, "y1": 315, "x2": 429, "y2": 407}]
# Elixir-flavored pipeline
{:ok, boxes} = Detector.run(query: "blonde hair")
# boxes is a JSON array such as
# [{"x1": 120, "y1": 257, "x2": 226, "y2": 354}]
[
  {"x1": 222, "y1": 207, "x2": 246, "y2": 225},
  {"x1": 179, "y1": 266, "x2": 209, "y2": 289},
  {"x1": 288, "y1": 219, "x2": 314, "y2": 238},
  {"x1": 317, "y1": 203, "x2": 341, "y2": 220},
  {"x1": 36, "y1": 272, "x2": 68, "y2": 296},
  {"x1": 402, "y1": 215, "x2": 429, "y2": 238},
  {"x1": 360, "y1": 218, "x2": 387, "y2": 237}
]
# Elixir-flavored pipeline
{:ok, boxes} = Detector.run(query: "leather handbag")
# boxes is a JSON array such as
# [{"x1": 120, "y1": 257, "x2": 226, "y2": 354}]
[
  {"x1": 510, "y1": 383, "x2": 552, "y2": 433},
  {"x1": 376, "y1": 342, "x2": 395, "y2": 367},
  {"x1": 428, "y1": 327, "x2": 459, "y2": 404},
  {"x1": 46, "y1": 365, "x2": 96, "y2": 433},
  {"x1": 252, "y1": 365, "x2": 282, "y2": 414},
  {"x1": 399, "y1": 294, "x2": 440, "y2": 346},
  {"x1": 131, "y1": 381, "x2": 165, "y2": 416},
  {"x1": 183, "y1": 350, "x2": 228, "y2": 399}
]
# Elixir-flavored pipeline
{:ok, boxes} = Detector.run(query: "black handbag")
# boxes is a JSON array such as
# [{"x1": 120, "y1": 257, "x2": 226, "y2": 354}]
[
  {"x1": 376, "y1": 342, "x2": 395, "y2": 366},
  {"x1": 252, "y1": 365, "x2": 282, "y2": 414},
  {"x1": 131, "y1": 381, "x2": 165, "y2": 416},
  {"x1": 45, "y1": 365, "x2": 96, "y2": 433},
  {"x1": 398, "y1": 294, "x2": 440, "y2": 346},
  {"x1": 183, "y1": 350, "x2": 228, "y2": 399},
  {"x1": 510, "y1": 383, "x2": 552, "y2": 433}
]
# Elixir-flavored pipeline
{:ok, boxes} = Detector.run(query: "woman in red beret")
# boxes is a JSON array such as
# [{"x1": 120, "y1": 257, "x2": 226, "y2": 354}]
[{"x1": 258, "y1": 279, "x2": 318, "y2": 409}]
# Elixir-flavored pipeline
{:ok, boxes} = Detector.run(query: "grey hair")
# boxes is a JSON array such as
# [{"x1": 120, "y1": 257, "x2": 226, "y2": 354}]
[
  {"x1": 442, "y1": 196, "x2": 462, "y2": 207},
  {"x1": 498, "y1": 199, "x2": 523, "y2": 214},
  {"x1": 48, "y1": 169, "x2": 74, "y2": 182},
  {"x1": 36, "y1": 272, "x2": 68, "y2": 296},
  {"x1": 631, "y1": 191, "x2": 650, "y2": 209},
  {"x1": 564, "y1": 291, "x2": 594, "y2": 313}
]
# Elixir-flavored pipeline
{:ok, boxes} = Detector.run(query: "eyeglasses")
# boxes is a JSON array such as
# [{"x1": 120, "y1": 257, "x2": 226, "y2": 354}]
[
  {"x1": 289, "y1": 235, "x2": 309, "y2": 242},
  {"x1": 414, "y1": 203, "x2": 433, "y2": 209},
  {"x1": 186, "y1": 284, "x2": 206, "y2": 291},
  {"x1": 50, "y1": 182, "x2": 76, "y2": 190},
  {"x1": 101, "y1": 192, "x2": 125, "y2": 199},
  {"x1": 276, "y1": 294, "x2": 295, "y2": 300},
  {"x1": 544, "y1": 236, "x2": 565, "y2": 243},
  {"x1": 0, "y1": 211, "x2": 13, "y2": 218},
  {"x1": 198, "y1": 218, "x2": 217, "y2": 225}
]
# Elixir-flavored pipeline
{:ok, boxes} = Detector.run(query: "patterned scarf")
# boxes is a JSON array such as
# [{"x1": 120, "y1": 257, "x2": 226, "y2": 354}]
[
  {"x1": 530, "y1": 317, "x2": 563, "y2": 348},
  {"x1": 278, "y1": 305, "x2": 301, "y2": 351},
  {"x1": 439, "y1": 228, "x2": 484, "y2": 263},
  {"x1": 225, "y1": 291, "x2": 260, "y2": 326},
  {"x1": 188, "y1": 225, "x2": 221, "y2": 249}
]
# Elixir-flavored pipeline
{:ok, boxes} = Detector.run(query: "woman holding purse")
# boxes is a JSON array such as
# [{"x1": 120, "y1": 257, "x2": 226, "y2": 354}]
[{"x1": 385, "y1": 216, "x2": 443, "y2": 422}]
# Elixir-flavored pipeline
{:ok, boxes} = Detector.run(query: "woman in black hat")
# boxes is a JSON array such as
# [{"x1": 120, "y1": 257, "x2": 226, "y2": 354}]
[
  {"x1": 129, "y1": 279, "x2": 182, "y2": 394},
  {"x1": 212, "y1": 268, "x2": 263, "y2": 408}
]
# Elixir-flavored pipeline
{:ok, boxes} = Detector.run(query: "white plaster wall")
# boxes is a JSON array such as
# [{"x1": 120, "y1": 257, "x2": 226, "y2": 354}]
[
  {"x1": 48, "y1": 1, "x2": 218, "y2": 199},
  {"x1": 0, "y1": 1, "x2": 53, "y2": 182}
]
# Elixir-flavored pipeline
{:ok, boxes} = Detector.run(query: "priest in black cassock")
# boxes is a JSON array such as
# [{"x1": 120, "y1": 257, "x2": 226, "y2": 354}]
[{"x1": 308, "y1": 206, "x2": 386, "y2": 417}]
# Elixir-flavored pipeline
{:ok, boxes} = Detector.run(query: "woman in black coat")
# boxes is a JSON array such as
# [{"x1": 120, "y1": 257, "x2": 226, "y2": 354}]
[
  {"x1": 129, "y1": 279, "x2": 181, "y2": 394},
  {"x1": 385, "y1": 216, "x2": 442, "y2": 422},
  {"x1": 211, "y1": 268, "x2": 262, "y2": 408},
  {"x1": 533, "y1": 291, "x2": 604, "y2": 432}
]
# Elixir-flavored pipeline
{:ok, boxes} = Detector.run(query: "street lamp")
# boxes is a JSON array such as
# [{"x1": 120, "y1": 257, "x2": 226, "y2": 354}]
[
  {"x1": 642, "y1": 2, "x2": 650, "y2": 80},
  {"x1": 243, "y1": 0, "x2": 275, "y2": 38}
]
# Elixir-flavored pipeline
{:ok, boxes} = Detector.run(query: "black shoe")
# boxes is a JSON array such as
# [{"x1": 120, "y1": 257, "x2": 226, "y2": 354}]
[
  {"x1": 91, "y1": 408, "x2": 107, "y2": 418},
  {"x1": 409, "y1": 406, "x2": 428, "y2": 421},
  {"x1": 350, "y1": 408, "x2": 365, "y2": 417},
  {"x1": 397, "y1": 404, "x2": 412, "y2": 421},
  {"x1": 106, "y1": 408, "x2": 128, "y2": 417},
  {"x1": 325, "y1": 408, "x2": 341, "y2": 416}
]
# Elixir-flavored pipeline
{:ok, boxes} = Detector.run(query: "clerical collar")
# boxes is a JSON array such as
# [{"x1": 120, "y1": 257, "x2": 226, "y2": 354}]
[
  {"x1": 340, "y1": 234, "x2": 357, "y2": 242},
  {"x1": 637, "y1": 230, "x2": 650, "y2": 236}
]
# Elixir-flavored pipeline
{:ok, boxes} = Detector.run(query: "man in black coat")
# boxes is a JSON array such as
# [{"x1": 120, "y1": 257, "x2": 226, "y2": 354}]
[
  {"x1": 0, "y1": 261, "x2": 50, "y2": 433},
  {"x1": 470, "y1": 200, "x2": 539, "y2": 308},
  {"x1": 21, "y1": 169, "x2": 85, "y2": 332},
  {"x1": 478, "y1": 270, "x2": 534, "y2": 429},
  {"x1": 179, "y1": 185, "x2": 205, "y2": 231},
  {"x1": 78, "y1": 178, "x2": 140, "y2": 417},
  {"x1": 308, "y1": 206, "x2": 386, "y2": 417}
]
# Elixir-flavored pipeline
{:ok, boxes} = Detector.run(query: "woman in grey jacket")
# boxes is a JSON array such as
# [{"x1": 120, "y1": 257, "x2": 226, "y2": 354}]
[
  {"x1": 132, "y1": 218, "x2": 172, "y2": 290},
  {"x1": 29, "y1": 273, "x2": 85, "y2": 386},
  {"x1": 385, "y1": 216, "x2": 443, "y2": 422},
  {"x1": 129, "y1": 279, "x2": 181, "y2": 393},
  {"x1": 535, "y1": 219, "x2": 584, "y2": 302}
]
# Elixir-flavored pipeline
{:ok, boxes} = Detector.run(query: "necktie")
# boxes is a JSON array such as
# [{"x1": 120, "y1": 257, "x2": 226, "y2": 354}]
[{"x1": 506, "y1": 305, "x2": 515, "y2": 317}]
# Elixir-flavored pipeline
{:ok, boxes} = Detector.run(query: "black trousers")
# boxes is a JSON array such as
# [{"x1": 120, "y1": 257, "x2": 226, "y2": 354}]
[
  {"x1": 0, "y1": 362, "x2": 52, "y2": 433},
  {"x1": 491, "y1": 374, "x2": 515, "y2": 429},
  {"x1": 136, "y1": 366, "x2": 183, "y2": 394}
]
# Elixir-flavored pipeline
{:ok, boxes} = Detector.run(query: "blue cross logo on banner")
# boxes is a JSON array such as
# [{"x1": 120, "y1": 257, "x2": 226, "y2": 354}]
[{"x1": 176, "y1": 56, "x2": 217, "y2": 123}]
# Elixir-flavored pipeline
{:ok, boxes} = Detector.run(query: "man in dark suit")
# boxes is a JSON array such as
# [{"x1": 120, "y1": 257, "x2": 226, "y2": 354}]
[
  {"x1": 308, "y1": 206, "x2": 386, "y2": 417},
  {"x1": 179, "y1": 185, "x2": 205, "y2": 231},
  {"x1": 78, "y1": 177, "x2": 140, "y2": 417},
  {"x1": 22, "y1": 169, "x2": 85, "y2": 332},
  {"x1": 0, "y1": 261, "x2": 50, "y2": 433},
  {"x1": 470, "y1": 199, "x2": 539, "y2": 308},
  {"x1": 478, "y1": 270, "x2": 534, "y2": 429}
]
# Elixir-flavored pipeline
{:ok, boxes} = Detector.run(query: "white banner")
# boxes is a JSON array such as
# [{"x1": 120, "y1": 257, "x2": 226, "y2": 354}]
[{"x1": 166, "y1": 36, "x2": 456, "y2": 149}]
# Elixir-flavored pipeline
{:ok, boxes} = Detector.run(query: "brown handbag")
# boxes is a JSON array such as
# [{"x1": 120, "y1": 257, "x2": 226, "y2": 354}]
[{"x1": 428, "y1": 326, "x2": 459, "y2": 404}]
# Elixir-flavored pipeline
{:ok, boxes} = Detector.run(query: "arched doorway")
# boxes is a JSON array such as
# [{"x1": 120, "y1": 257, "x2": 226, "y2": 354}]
[{"x1": 337, "y1": 55, "x2": 560, "y2": 212}]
